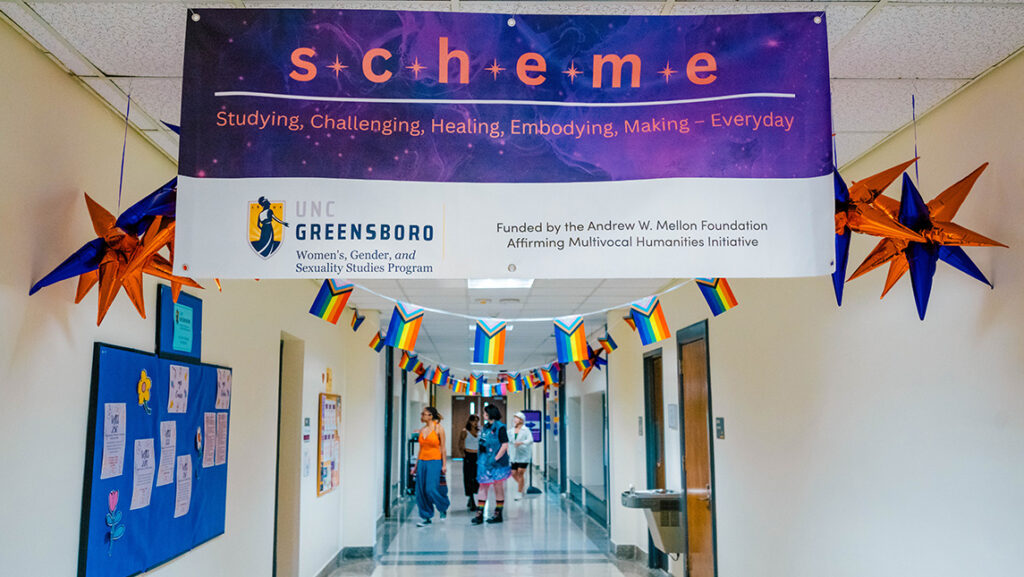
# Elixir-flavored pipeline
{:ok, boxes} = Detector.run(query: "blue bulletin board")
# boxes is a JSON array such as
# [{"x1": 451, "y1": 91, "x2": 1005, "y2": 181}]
[{"x1": 78, "y1": 344, "x2": 232, "y2": 577}]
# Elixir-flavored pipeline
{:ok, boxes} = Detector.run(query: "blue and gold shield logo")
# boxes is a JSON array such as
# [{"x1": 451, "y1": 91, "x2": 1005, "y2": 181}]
[{"x1": 248, "y1": 197, "x2": 288, "y2": 259}]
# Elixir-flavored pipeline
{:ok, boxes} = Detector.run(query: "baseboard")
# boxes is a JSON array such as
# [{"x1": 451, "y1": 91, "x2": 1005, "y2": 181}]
[
  {"x1": 610, "y1": 541, "x2": 646, "y2": 563},
  {"x1": 314, "y1": 550, "x2": 344, "y2": 577},
  {"x1": 342, "y1": 546, "x2": 374, "y2": 559}
]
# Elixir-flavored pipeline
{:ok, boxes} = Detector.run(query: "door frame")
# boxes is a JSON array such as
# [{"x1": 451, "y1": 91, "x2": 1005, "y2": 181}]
[
  {"x1": 642, "y1": 348, "x2": 667, "y2": 571},
  {"x1": 676, "y1": 320, "x2": 719, "y2": 577},
  {"x1": 382, "y1": 346, "x2": 394, "y2": 516}
]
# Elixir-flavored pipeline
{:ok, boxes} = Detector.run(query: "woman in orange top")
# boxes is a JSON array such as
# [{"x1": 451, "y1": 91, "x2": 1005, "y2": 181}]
[{"x1": 413, "y1": 406, "x2": 450, "y2": 527}]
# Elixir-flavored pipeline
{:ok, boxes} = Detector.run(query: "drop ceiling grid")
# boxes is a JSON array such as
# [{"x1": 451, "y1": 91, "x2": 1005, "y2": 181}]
[{"x1": 828, "y1": 4, "x2": 1024, "y2": 79}]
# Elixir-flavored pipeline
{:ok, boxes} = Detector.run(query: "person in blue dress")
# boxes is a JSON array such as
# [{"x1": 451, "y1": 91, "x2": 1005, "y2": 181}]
[
  {"x1": 472, "y1": 404, "x2": 510, "y2": 524},
  {"x1": 251, "y1": 196, "x2": 289, "y2": 257}
]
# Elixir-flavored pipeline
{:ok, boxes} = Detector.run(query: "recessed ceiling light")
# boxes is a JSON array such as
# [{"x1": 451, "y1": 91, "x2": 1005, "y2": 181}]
[{"x1": 467, "y1": 278, "x2": 534, "y2": 290}]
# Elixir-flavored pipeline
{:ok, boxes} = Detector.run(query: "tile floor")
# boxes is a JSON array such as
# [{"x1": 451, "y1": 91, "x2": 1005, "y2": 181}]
[{"x1": 329, "y1": 466, "x2": 665, "y2": 577}]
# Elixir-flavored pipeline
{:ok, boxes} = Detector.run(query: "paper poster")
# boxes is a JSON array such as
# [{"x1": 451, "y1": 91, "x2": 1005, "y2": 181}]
[
  {"x1": 156, "y1": 421, "x2": 176, "y2": 486},
  {"x1": 172, "y1": 302, "x2": 194, "y2": 352},
  {"x1": 203, "y1": 412, "x2": 216, "y2": 468},
  {"x1": 168, "y1": 365, "x2": 189, "y2": 413},
  {"x1": 215, "y1": 412, "x2": 228, "y2": 466},
  {"x1": 130, "y1": 438, "x2": 156, "y2": 510},
  {"x1": 174, "y1": 455, "x2": 192, "y2": 518},
  {"x1": 100, "y1": 403, "x2": 126, "y2": 479},
  {"x1": 215, "y1": 368, "x2": 232, "y2": 410}
]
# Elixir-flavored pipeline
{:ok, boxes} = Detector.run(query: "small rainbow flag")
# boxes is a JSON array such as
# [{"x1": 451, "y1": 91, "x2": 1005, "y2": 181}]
[
  {"x1": 308, "y1": 279, "x2": 353, "y2": 324},
  {"x1": 453, "y1": 380, "x2": 467, "y2": 394},
  {"x1": 548, "y1": 362, "x2": 561, "y2": 380},
  {"x1": 384, "y1": 302, "x2": 424, "y2": 351},
  {"x1": 540, "y1": 368, "x2": 555, "y2": 386},
  {"x1": 473, "y1": 319, "x2": 507, "y2": 365},
  {"x1": 430, "y1": 365, "x2": 449, "y2": 385},
  {"x1": 469, "y1": 373, "x2": 484, "y2": 395},
  {"x1": 368, "y1": 331, "x2": 385, "y2": 352},
  {"x1": 696, "y1": 278, "x2": 739, "y2": 316},
  {"x1": 399, "y1": 352, "x2": 417, "y2": 371},
  {"x1": 630, "y1": 296, "x2": 671, "y2": 345},
  {"x1": 516, "y1": 373, "x2": 528, "y2": 391},
  {"x1": 623, "y1": 315, "x2": 637, "y2": 331},
  {"x1": 411, "y1": 360, "x2": 425, "y2": 374},
  {"x1": 598, "y1": 333, "x2": 618, "y2": 354},
  {"x1": 554, "y1": 316, "x2": 588, "y2": 363},
  {"x1": 528, "y1": 372, "x2": 541, "y2": 388},
  {"x1": 350, "y1": 309, "x2": 365, "y2": 332}
]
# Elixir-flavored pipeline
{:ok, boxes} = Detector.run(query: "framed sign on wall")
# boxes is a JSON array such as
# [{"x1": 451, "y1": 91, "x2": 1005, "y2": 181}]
[{"x1": 317, "y1": 393, "x2": 341, "y2": 496}]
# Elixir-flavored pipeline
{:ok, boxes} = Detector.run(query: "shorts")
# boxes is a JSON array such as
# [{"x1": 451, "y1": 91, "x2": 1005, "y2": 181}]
[{"x1": 511, "y1": 462, "x2": 529, "y2": 471}]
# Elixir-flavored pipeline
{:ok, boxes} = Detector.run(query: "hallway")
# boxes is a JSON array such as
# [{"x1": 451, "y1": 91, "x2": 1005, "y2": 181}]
[{"x1": 331, "y1": 467, "x2": 655, "y2": 576}]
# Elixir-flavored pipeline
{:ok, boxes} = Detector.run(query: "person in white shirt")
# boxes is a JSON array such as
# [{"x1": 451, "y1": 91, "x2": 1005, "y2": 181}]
[{"x1": 509, "y1": 411, "x2": 534, "y2": 500}]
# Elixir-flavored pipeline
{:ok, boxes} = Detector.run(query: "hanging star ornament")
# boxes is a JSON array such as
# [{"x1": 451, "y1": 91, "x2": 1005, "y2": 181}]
[
  {"x1": 832, "y1": 159, "x2": 926, "y2": 305},
  {"x1": 29, "y1": 179, "x2": 201, "y2": 325},
  {"x1": 847, "y1": 163, "x2": 1006, "y2": 320}
]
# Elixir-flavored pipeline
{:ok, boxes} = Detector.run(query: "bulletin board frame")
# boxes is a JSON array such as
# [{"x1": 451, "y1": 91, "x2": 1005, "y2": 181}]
[
  {"x1": 317, "y1": 393, "x2": 341, "y2": 496},
  {"x1": 78, "y1": 343, "x2": 232, "y2": 577}
]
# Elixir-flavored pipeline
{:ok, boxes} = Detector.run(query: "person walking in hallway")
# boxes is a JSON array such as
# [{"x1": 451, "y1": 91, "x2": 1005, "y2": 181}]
[
  {"x1": 413, "y1": 406, "x2": 450, "y2": 527},
  {"x1": 457, "y1": 414, "x2": 480, "y2": 511},
  {"x1": 473, "y1": 404, "x2": 510, "y2": 525},
  {"x1": 509, "y1": 411, "x2": 534, "y2": 500}
]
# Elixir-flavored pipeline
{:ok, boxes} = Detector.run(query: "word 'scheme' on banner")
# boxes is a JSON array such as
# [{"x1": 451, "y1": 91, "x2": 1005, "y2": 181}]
[{"x1": 174, "y1": 9, "x2": 834, "y2": 279}]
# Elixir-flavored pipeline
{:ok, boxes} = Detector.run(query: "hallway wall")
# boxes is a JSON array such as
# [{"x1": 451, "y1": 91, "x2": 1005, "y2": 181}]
[
  {"x1": 603, "y1": 51, "x2": 1024, "y2": 577},
  {"x1": 0, "y1": 21, "x2": 386, "y2": 577}
]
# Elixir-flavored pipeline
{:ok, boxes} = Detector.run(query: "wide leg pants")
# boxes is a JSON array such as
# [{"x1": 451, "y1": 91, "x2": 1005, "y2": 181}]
[{"x1": 415, "y1": 459, "x2": 450, "y2": 520}]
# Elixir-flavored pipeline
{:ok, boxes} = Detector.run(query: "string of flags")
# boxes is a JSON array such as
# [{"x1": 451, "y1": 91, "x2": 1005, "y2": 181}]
[{"x1": 309, "y1": 276, "x2": 740, "y2": 393}]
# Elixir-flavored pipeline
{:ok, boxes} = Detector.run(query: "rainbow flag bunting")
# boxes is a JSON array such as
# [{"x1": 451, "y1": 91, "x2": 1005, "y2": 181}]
[
  {"x1": 308, "y1": 279, "x2": 353, "y2": 324},
  {"x1": 554, "y1": 316, "x2": 588, "y2": 363},
  {"x1": 540, "y1": 368, "x2": 555, "y2": 386},
  {"x1": 453, "y1": 380, "x2": 467, "y2": 394},
  {"x1": 623, "y1": 315, "x2": 637, "y2": 331},
  {"x1": 696, "y1": 278, "x2": 739, "y2": 316},
  {"x1": 516, "y1": 373, "x2": 528, "y2": 391},
  {"x1": 411, "y1": 360, "x2": 425, "y2": 374},
  {"x1": 598, "y1": 333, "x2": 618, "y2": 354},
  {"x1": 630, "y1": 296, "x2": 671, "y2": 345},
  {"x1": 384, "y1": 302, "x2": 425, "y2": 351},
  {"x1": 399, "y1": 352, "x2": 417, "y2": 371},
  {"x1": 350, "y1": 309, "x2": 366, "y2": 332},
  {"x1": 473, "y1": 319, "x2": 507, "y2": 365},
  {"x1": 548, "y1": 362, "x2": 561, "y2": 380},
  {"x1": 368, "y1": 331, "x2": 385, "y2": 352}
]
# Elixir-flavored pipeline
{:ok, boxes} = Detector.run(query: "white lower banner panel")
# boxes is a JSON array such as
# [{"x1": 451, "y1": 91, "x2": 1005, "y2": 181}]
[{"x1": 174, "y1": 175, "x2": 834, "y2": 279}]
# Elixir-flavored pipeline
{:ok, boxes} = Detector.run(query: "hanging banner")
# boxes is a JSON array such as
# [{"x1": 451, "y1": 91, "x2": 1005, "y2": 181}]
[{"x1": 176, "y1": 9, "x2": 834, "y2": 279}]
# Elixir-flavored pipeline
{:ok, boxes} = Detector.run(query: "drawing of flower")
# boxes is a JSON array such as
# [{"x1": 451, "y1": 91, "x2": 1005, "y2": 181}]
[
  {"x1": 137, "y1": 370, "x2": 152, "y2": 414},
  {"x1": 105, "y1": 490, "x2": 125, "y2": 556}
]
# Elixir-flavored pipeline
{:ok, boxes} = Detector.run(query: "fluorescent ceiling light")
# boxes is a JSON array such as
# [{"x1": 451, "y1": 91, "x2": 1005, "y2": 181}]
[
  {"x1": 469, "y1": 324, "x2": 514, "y2": 331},
  {"x1": 467, "y1": 278, "x2": 534, "y2": 290}
]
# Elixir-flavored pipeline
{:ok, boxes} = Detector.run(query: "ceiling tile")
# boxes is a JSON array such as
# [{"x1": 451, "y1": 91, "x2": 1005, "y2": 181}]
[
  {"x1": 142, "y1": 129, "x2": 180, "y2": 158},
  {"x1": 0, "y1": 2, "x2": 95, "y2": 75},
  {"x1": 669, "y1": 2, "x2": 873, "y2": 49},
  {"x1": 30, "y1": 2, "x2": 197, "y2": 77},
  {"x1": 113, "y1": 77, "x2": 183, "y2": 126},
  {"x1": 460, "y1": 2, "x2": 664, "y2": 16},
  {"x1": 834, "y1": 130, "x2": 890, "y2": 167},
  {"x1": 831, "y1": 78, "x2": 966, "y2": 132},
  {"x1": 830, "y1": 4, "x2": 1024, "y2": 79},
  {"x1": 243, "y1": 1, "x2": 452, "y2": 10}
]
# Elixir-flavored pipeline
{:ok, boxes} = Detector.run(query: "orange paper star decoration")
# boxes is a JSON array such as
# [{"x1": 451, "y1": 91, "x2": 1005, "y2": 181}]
[
  {"x1": 848, "y1": 163, "x2": 1007, "y2": 317},
  {"x1": 32, "y1": 193, "x2": 201, "y2": 325}
]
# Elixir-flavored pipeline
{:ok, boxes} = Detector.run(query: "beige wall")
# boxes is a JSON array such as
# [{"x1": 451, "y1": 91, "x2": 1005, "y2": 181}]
[
  {"x1": 604, "y1": 51, "x2": 1024, "y2": 576},
  {"x1": 0, "y1": 21, "x2": 386, "y2": 577}
]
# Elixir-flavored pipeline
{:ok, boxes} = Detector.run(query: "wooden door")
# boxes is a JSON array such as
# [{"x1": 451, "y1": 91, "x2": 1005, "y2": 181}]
[
  {"x1": 680, "y1": 333, "x2": 716, "y2": 577},
  {"x1": 643, "y1": 352, "x2": 667, "y2": 570}
]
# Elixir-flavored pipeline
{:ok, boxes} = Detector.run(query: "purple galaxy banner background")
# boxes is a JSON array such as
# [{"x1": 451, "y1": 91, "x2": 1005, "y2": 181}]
[{"x1": 179, "y1": 9, "x2": 832, "y2": 183}]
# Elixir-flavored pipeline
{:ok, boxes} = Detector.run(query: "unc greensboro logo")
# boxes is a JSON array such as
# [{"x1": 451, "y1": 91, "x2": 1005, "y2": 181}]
[{"x1": 248, "y1": 197, "x2": 289, "y2": 259}]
